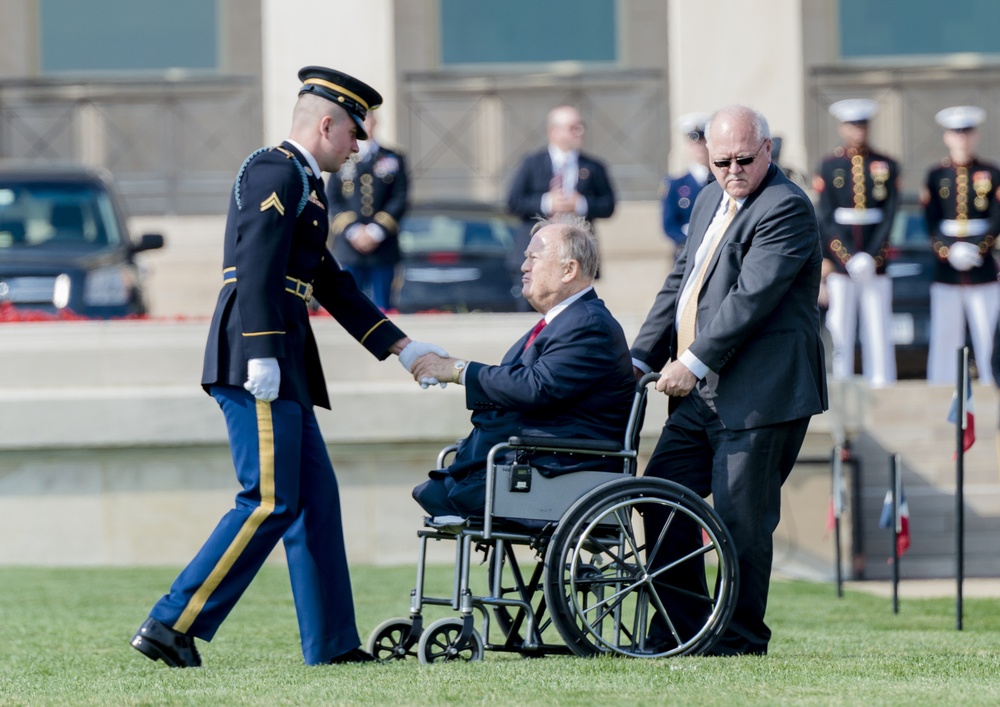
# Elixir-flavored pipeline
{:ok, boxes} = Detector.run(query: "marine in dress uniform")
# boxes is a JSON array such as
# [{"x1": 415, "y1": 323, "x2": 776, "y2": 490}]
[
  {"x1": 814, "y1": 98, "x2": 899, "y2": 387},
  {"x1": 661, "y1": 112, "x2": 711, "y2": 248},
  {"x1": 130, "y1": 67, "x2": 441, "y2": 668},
  {"x1": 326, "y1": 111, "x2": 409, "y2": 311},
  {"x1": 923, "y1": 105, "x2": 1000, "y2": 386}
]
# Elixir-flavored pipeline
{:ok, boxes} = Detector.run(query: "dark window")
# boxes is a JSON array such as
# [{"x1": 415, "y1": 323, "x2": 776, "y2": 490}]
[
  {"x1": 840, "y1": 0, "x2": 1000, "y2": 58},
  {"x1": 39, "y1": 0, "x2": 218, "y2": 73},
  {"x1": 440, "y1": 0, "x2": 616, "y2": 66}
]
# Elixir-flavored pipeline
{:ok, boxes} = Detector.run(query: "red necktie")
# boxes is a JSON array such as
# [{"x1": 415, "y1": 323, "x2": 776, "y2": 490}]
[{"x1": 524, "y1": 318, "x2": 547, "y2": 349}]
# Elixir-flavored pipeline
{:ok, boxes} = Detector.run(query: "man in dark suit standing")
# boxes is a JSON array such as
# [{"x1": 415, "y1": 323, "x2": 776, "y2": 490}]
[
  {"x1": 631, "y1": 105, "x2": 827, "y2": 656},
  {"x1": 410, "y1": 220, "x2": 634, "y2": 518},
  {"x1": 130, "y1": 66, "x2": 443, "y2": 668},
  {"x1": 326, "y1": 110, "x2": 409, "y2": 311},
  {"x1": 506, "y1": 106, "x2": 616, "y2": 288}
]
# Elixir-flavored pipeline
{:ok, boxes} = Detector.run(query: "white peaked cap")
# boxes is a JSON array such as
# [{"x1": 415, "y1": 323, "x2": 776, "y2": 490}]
[
  {"x1": 829, "y1": 98, "x2": 878, "y2": 123},
  {"x1": 676, "y1": 112, "x2": 710, "y2": 134},
  {"x1": 935, "y1": 105, "x2": 986, "y2": 130}
]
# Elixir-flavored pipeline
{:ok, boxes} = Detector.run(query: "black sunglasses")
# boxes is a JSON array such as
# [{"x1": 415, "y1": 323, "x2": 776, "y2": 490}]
[{"x1": 711, "y1": 140, "x2": 767, "y2": 169}]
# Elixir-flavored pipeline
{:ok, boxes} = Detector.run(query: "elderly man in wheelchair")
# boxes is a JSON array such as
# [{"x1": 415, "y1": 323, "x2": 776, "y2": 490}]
[
  {"x1": 411, "y1": 219, "x2": 634, "y2": 521},
  {"x1": 367, "y1": 220, "x2": 740, "y2": 663}
]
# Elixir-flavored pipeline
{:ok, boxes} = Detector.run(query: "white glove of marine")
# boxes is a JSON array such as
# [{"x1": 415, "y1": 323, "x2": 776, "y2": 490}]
[
  {"x1": 344, "y1": 223, "x2": 366, "y2": 241},
  {"x1": 244, "y1": 357, "x2": 280, "y2": 402},
  {"x1": 398, "y1": 340, "x2": 450, "y2": 389},
  {"x1": 844, "y1": 252, "x2": 876, "y2": 283},
  {"x1": 947, "y1": 241, "x2": 984, "y2": 271}
]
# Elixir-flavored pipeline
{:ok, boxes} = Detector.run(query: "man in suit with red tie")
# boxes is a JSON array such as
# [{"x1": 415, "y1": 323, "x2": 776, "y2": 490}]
[
  {"x1": 409, "y1": 219, "x2": 634, "y2": 518},
  {"x1": 631, "y1": 105, "x2": 827, "y2": 656},
  {"x1": 506, "y1": 106, "x2": 616, "y2": 293}
]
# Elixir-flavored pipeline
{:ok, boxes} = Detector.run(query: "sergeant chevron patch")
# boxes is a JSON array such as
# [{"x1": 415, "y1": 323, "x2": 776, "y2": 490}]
[{"x1": 260, "y1": 192, "x2": 285, "y2": 215}]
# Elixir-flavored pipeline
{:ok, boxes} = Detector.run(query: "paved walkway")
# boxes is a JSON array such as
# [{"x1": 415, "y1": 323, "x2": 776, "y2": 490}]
[{"x1": 842, "y1": 577, "x2": 1000, "y2": 598}]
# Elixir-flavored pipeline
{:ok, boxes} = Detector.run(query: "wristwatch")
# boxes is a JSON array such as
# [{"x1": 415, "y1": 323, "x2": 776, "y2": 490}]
[{"x1": 451, "y1": 359, "x2": 467, "y2": 383}]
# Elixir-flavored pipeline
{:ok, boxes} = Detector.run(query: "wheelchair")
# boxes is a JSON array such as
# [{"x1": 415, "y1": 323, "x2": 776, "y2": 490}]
[{"x1": 367, "y1": 373, "x2": 739, "y2": 663}]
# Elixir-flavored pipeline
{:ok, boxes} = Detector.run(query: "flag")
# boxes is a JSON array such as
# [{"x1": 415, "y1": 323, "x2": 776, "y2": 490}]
[
  {"x1": 947, "y1": 375, "x2": 976, "y2": 455},
  {"x1": 879, "y1": 484, "x2": 911, "y2": 557},
  {"x1": 826, "y1": 450, "x2": 847, "y2": 533}
]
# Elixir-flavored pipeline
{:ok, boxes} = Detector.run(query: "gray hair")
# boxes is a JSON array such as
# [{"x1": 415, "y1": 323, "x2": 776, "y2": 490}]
[
  {"x1": 530, "y1": 217, "x2": 599, "y2": 280},
  {"x1": 705, "y1": 104, "x2": 771, "y2": 147}
]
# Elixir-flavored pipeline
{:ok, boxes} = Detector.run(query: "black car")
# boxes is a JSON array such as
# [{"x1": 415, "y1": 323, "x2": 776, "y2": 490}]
[
  {"x1": 883, "y1": 197, "x2": 936, "y2": 378},
  {"x1": 0, "y1": 162, "x2": 163, "y2": 319},
  {"x1": 393, "y1": 201, "x2": 522, "y2": 313}
]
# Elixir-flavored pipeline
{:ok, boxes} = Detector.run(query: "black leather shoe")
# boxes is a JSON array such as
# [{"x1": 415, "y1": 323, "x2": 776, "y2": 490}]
[
  {"x1": 131, "y1": 617, "x2": 202, "y2": 668},
  {"x1": 325, "y1": 647, "x2": 377, "y2": 664}
]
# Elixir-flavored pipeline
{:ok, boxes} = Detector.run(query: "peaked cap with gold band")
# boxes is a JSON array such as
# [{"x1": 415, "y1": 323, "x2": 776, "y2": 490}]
[{"x1": 298, "y1": 66, "x2": 382, "y2": 140}]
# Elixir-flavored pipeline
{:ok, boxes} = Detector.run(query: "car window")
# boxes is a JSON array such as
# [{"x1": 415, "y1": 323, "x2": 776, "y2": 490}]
[
  {"x1": 0, "y1": 181, "x2": 121, "y2": 250},
  {"x1": 399, "y1": 212, "x2": 515, "y2": 254},
  {"x1": 889, "y1": 205, "x2": 927, "y2": 247}
]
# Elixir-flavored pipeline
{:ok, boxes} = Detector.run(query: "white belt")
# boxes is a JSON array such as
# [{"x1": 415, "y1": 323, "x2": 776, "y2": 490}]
[
  {"x1": 940, "y1": 219, "x2": 990, "y2": 237},
  {"x1": 834, "y1": 207, "x2": 884, "y2": 226}
]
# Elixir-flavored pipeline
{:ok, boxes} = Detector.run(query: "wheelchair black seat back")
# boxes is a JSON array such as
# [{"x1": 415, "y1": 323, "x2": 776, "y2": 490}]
[{"x1": 368, "y1": 373, "x2": 739, "y2": 663}]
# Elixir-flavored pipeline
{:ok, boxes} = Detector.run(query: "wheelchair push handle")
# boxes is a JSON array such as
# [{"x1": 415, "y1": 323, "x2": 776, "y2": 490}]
[{"x1": 637, "y1": 371, "x2": 660, "y2": 392}]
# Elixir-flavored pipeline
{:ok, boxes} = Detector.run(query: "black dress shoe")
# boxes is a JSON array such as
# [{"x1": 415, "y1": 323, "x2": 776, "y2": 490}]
[
  {"x1": 131, "y1": 617, "x2": 202, "y2": 668},
  {"x1": 325, "y1": 647, "x2": 376, "y2": 664}
]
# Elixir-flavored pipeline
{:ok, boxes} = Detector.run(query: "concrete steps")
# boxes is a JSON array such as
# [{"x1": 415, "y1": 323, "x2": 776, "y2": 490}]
[{"x1": 844, "y1": 382, "x2": 1000, "y2": 580}]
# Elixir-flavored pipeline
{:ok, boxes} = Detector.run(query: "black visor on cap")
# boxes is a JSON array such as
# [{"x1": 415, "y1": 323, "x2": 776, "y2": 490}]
[{"x1": 297, "y1": 66, "x2": 382, "y2": 140}]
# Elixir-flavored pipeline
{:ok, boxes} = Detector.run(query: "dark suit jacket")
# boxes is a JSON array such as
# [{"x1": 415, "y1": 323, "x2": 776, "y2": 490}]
[
  {"x1": 631, "y1": 164, "x2": 828, "y2": 430},
  {"x1": 326, "y1": 144, "x2": 409, "y2": 267},
  {"x1": 505, "y1": 148, "x2": 616, "y2": 264},
  {"x1": 434, "y1": 289, "x2": 634, "y2": 480},
  {"x1": 202, "y1": 141, "x2": 405, "y2": 409}
]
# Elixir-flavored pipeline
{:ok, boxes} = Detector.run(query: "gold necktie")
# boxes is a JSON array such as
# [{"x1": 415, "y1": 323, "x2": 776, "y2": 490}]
[{"x1": 676, "y1": 199, "x2": 738, "y2": 356}]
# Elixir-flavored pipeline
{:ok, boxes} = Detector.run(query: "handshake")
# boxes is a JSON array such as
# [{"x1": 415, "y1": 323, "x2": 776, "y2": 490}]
[
  {"x1": 398, "y1": 340, "x2": 462, "y2": 389},
  {"x1": 243, "y1": 339, "x2": 462, "y2": 403}
]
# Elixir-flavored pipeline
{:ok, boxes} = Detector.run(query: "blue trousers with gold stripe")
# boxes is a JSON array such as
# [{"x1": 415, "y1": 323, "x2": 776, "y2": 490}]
[{"x1": 149, "y1": 385, "x2": 360, "y2": 665}]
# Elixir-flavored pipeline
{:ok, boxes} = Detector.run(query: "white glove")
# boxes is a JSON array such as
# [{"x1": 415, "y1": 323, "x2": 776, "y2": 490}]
[
  {"x1": 244, "y1": 357, "x2": 280, "y2": 402},
  {"x1": 398, "y1": 340, "x2": 450, "y2": 389},
  {"x1": 364, "y1": 222, "x2": 387, "y2": 243},
  {"x1": 845, "y1": 252, "x2": 876, "y2": 283},
  {"x1": 344, "y1": 223, "x2": 365, "y2": 241},
  {"x1": 947, "y1": 241, "x2": 984, "y2": 271}
]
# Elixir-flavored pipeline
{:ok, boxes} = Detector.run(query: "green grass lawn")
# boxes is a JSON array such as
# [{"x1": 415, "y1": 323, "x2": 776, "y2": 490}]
[{"x1": 1, "y1": 564, "x2": 999, "y2": 706}]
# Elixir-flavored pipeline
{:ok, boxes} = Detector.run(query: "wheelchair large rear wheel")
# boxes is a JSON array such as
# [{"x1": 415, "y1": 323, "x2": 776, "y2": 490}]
[{"x1": 543, "y1": 477, "x2": 738, "y2": 658}]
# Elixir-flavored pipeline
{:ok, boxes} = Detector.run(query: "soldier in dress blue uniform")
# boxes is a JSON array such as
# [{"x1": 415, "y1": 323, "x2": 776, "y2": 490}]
[
  {"x1": 326, "y1": 110, "x2": 409, "y2": 311},
  {"x1": 923, "y1": 106, "x2": 1000, "y2": 386},
  {"x1": 660, "y1": 112, "x2": 711, "y2": 248},
  {"x1": 130, "y1": 66, "x2": 444, "y2": 668},
  {"x1": 814, "y1": 98, "x2": 900, "y2": 388}
]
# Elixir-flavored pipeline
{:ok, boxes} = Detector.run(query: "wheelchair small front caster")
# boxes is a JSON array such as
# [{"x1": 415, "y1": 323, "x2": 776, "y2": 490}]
[{"x1": 417, "y1": 618, "x2": 485, "y2": 664}]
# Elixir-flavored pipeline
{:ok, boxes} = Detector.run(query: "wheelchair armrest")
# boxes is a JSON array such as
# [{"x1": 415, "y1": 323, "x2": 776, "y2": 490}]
[
  {"x1": 507, "y1": 435, "x2": 624, "y2": 453},
  {"x1": 436, "y1": 442, "x2": 461, "y2": 470}
]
